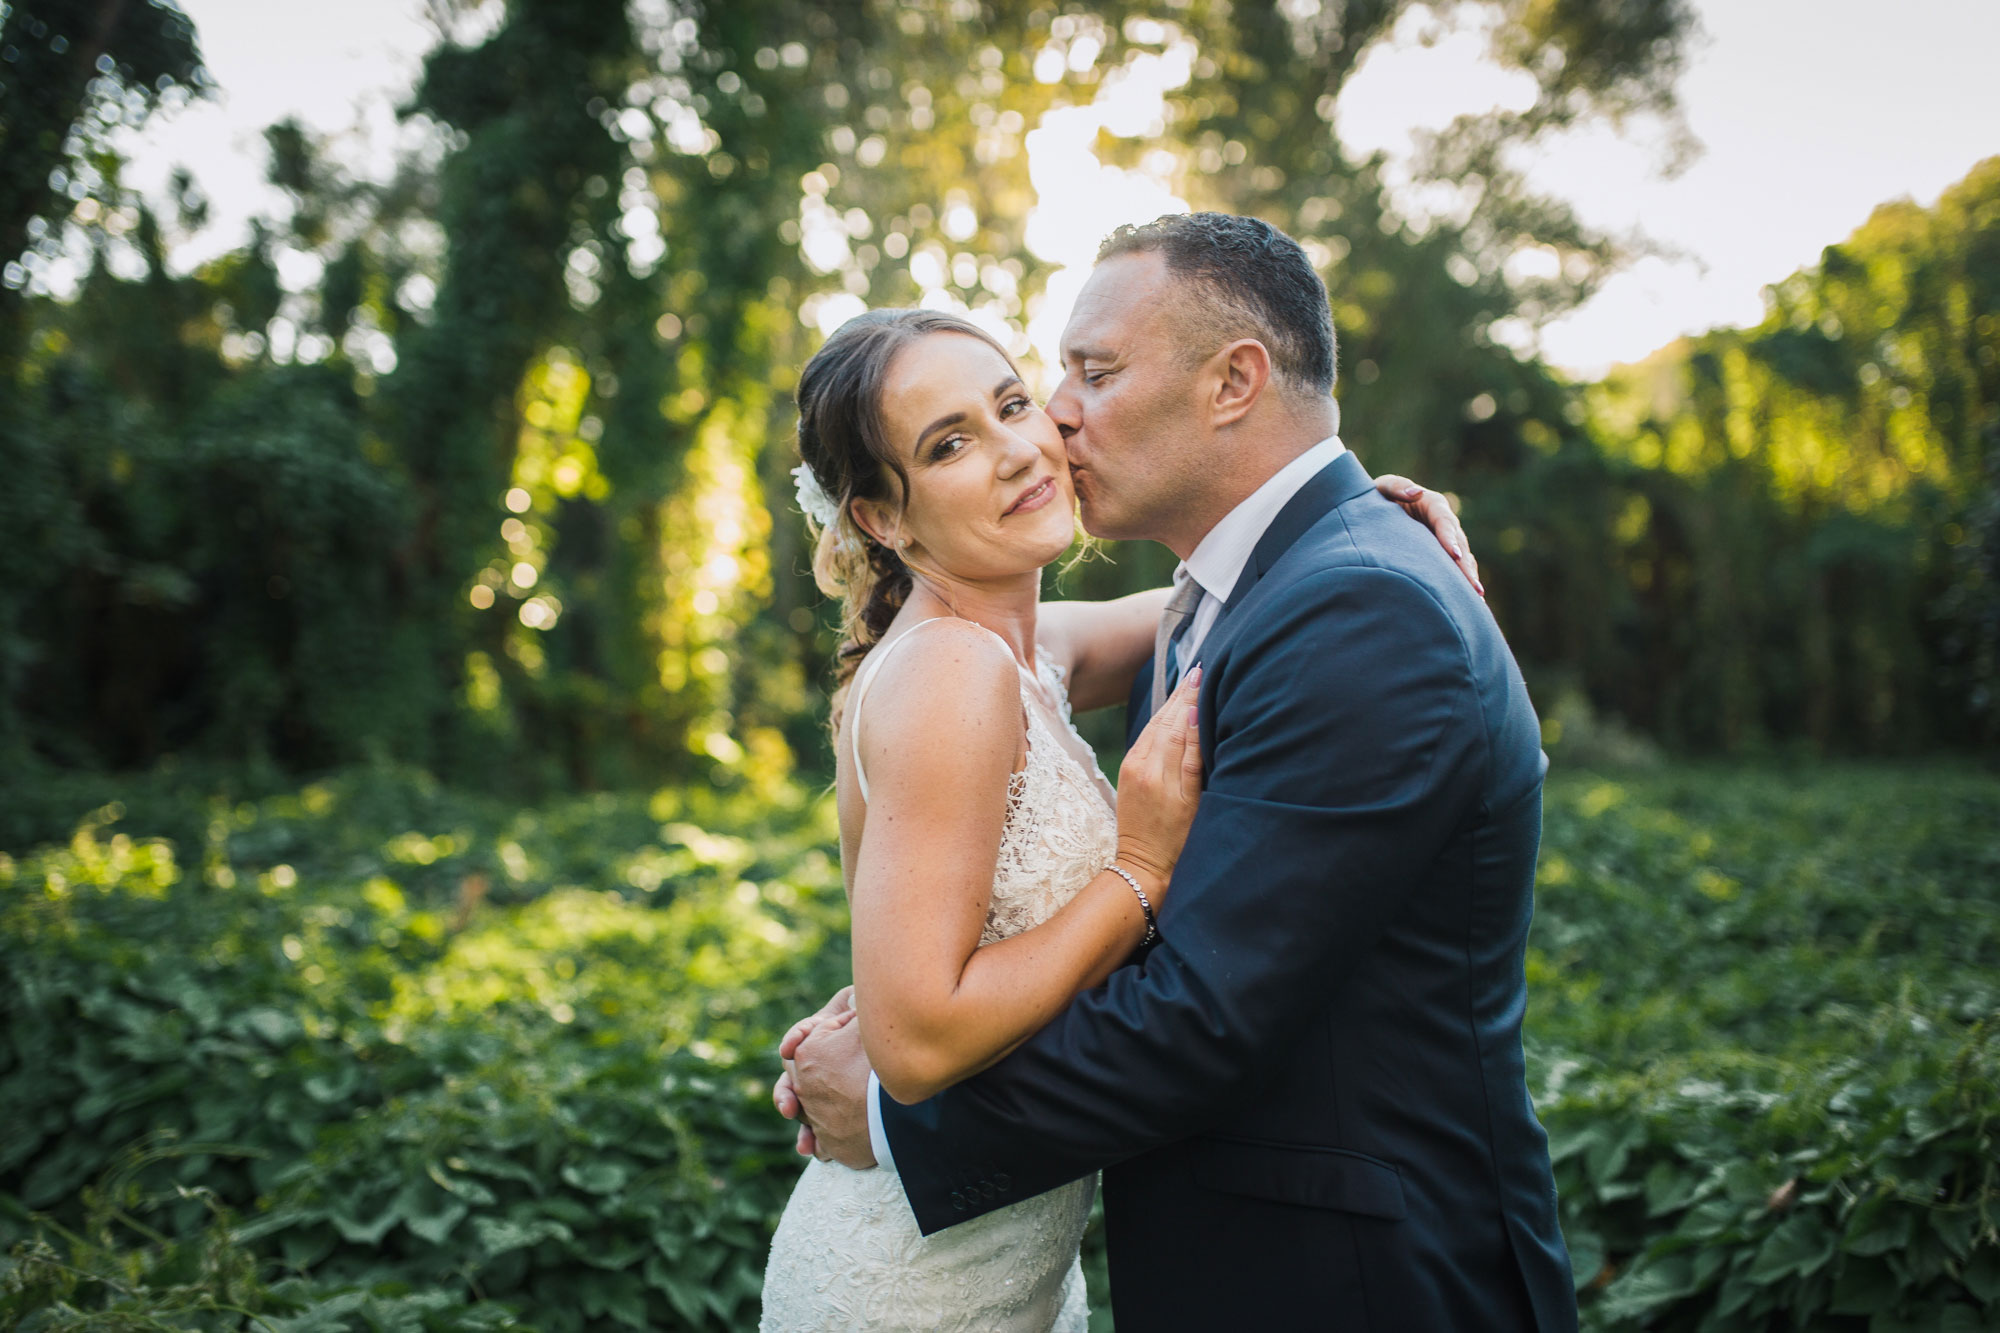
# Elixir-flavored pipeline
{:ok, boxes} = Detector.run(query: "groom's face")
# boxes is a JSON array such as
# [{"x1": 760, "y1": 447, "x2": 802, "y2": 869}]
[{"x1": 1047, "y1": 252, "x2": 1206, "y2": 545}]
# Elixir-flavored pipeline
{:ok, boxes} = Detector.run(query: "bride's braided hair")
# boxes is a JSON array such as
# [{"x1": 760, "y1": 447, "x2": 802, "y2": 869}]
[{"x1": 794, "y1": 308, "x2": 1020, "y2": 722}]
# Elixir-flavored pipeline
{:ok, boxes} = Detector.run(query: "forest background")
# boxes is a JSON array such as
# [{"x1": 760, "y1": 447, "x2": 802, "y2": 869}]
[{"x1": 1, "y1": 0, "x2": 1997, "y2": 1330}]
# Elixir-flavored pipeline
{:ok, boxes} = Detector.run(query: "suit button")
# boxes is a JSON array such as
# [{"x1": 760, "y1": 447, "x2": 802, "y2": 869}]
[
  {"x1": 981, "y1": 1180, "x2": 997, "y2": 1199},
  {"x1": 950, "y1": 1191, "x2": 967, "y2": 1211},
  {"x1": 994, "y1": 1173, "x2": 1011, "y2": 1192}
]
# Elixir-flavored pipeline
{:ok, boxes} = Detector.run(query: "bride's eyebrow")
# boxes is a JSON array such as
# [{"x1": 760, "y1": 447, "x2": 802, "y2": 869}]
[
  {"x1": 912, "y1": 410, "x2": 964, "y2": 456},
  {"x1": 911, "y1": 377, "x2": 1024, "y2": 456}
]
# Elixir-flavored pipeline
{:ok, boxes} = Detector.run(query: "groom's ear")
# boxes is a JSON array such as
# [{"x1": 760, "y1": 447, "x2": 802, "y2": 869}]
[{"x1": 1208, "y1": 338, "x2": 1273, "y2": 428}]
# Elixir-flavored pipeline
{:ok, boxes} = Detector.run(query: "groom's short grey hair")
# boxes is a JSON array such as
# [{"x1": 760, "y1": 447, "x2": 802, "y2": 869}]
[{"x1": 1097, "y1": 213, "x2": 1337, "y2": 397}]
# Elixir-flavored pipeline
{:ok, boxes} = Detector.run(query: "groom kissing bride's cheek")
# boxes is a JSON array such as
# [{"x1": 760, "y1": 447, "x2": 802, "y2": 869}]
[{"x1": 763, "y1": 212, "x2": 1572, "y2": 1333}]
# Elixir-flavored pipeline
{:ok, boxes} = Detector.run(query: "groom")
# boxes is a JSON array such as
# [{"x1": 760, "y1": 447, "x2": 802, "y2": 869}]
[{"x1": 784, "y1": 213, "x2": 1577, "y2": 1330}]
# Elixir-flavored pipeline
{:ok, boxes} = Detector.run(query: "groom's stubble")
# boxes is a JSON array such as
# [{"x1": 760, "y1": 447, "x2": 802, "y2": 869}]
[
  {"x1": 1050, "y1": 250, "x2": 1336, "y2": 559},
  {"x1": 1048, "y1": 253, "x2": 1225, "y2": 553}
]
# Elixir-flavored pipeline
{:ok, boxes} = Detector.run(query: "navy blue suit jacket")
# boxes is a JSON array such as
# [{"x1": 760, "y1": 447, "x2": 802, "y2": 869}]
[{"x1": 877, "y1": 451, "x2": 1577, "y2": 1331}]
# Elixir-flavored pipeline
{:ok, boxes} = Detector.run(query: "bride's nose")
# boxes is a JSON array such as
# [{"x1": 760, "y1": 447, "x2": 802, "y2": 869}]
[{"x1": 996, "y1": 427, "x2": 1040, "y2": 478}]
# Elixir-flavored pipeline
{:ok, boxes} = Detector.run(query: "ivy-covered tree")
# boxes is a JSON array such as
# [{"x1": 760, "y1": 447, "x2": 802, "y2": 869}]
[
  {"x1": 14, "y1": 0, "x2": 1990, "y2": 791},
  {"x1": 0, "y1": 0, "x2": 209, "y2": 365}
]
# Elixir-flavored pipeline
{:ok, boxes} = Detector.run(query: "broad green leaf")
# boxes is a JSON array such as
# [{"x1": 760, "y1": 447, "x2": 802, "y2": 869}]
[
  {"x1": 1748, "y1": 1215, "x2": 1838, "y2": 1286},
  {"x1": 1962, "y1": 1245, "x2": 2000, "y2": 1303},
  {"x1": 399, "y1": 1189, "x2": 468, "y2": 1245},
  {"x1": 560, "y1": 1160, "x2": 631, "y2": 1195},
  {"x1": 1645, "y1": 1159, "x2": 1699, "y2": 1217},
  {"x1": 1599, "y1": 1253, "x2": 1698, "y2": 1319},
  {"x1": 1938, "y1": 1302, "x2": 1986, "y2": 1333},
  {"x1": 1565, "y1": 1228, "x2": 1605, "y2": 1291},
  {"x1": 471, "y1": 1215, "x2": 572, "y2": 1257},
  {"x1": 1828, "y1": 1257, "x2": 1900, "y2": 1316},
  {"x1": 1930, "y1": 1207, "x2": 1976, "y2": 1260},
  {"x1": 331, "y1": 1197, "x2": 402, "y2": 1246},
  {"x1": 1845, "y1": 1206, "x2": 1915, "y2": 1257}
]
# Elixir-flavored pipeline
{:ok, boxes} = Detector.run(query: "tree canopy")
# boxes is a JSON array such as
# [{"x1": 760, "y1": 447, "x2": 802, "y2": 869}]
[{"x1": 2, "y1": 0, "x2": 1992, "y2": 794}]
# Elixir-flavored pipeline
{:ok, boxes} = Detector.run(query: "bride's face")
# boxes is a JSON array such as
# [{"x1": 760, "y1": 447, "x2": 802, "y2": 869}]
[{"x1": 858, "y1": 332, "x2": 1075, "y2": 582}]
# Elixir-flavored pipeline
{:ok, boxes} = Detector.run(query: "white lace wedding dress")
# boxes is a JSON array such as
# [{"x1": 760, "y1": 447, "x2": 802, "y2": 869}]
[{"x1": 760, "y1": 619, "x2": 1120, "y2": 1332}]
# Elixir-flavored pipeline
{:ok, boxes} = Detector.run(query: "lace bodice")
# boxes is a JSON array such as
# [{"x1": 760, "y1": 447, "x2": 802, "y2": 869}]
[
  {"x1": 846, "y1": 620, "x2": 1119, "y2": 944},
  {"x1": 761, "y1": 619, "x2": 1116, "y2": 1331},
  {"x1": 986, "y1": 646, "x2": 1121, "y2": 943}
]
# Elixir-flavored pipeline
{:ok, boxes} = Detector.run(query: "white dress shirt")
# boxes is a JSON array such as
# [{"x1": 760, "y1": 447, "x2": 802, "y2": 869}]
[
  {"x1": 864, "y1": 433, "x2": 1350, "y2": 1171},
  {"x1": 1167, "y1": 433, "x2": 1346, "y2": 682}
]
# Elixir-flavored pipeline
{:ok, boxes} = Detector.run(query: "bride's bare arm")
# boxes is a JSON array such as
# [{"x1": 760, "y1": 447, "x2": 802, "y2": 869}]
[
  {"x1": 1038, "y1": 475, "x2": 1482, "y2": 712},
  {"x1": 1038, "y1": 587, "x2": 1172, "y2": 713},
  {"x1": 848, "y1": 619, "x2": 1201, "y2": 1105}
]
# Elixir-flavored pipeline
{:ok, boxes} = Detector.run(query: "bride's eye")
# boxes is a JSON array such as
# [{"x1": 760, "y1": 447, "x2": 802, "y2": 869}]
[
  {"x1": 928, "y1": 435, "x2": 964, "y2": 462},
  {"x1": 1000, "y1": 395, "x2": 1032, "y2": 418}
]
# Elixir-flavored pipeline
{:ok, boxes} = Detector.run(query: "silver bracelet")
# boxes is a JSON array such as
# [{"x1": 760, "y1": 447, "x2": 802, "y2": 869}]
[{"x1": 1105, "y1": 863, "x2": 1158, "y2": 947}]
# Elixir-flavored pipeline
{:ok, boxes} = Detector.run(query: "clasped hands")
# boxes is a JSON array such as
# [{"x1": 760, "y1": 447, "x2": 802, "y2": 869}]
[{"x1": 772, "y1": 984, "x2": 879, "y2": 1169}]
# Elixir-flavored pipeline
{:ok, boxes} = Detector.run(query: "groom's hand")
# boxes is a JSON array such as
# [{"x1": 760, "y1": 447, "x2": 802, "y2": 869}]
[
  {"x1": 790, "y1": 1012, "x2": 878, "y2": 1169},
  {"x1": 773, "y1": 985, "x2": 855, "y2": 1157}
]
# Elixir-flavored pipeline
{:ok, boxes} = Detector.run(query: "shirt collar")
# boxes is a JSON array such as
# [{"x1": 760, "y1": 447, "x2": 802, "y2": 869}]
[{"x1": 1178, "y1": 434, "x2": 1347, "y2": 602}]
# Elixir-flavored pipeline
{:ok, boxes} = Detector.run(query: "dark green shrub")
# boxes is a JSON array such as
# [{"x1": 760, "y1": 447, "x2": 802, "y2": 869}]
[{"x1": 4, "y1": 763, "x2": 1995, "y2": 1330}]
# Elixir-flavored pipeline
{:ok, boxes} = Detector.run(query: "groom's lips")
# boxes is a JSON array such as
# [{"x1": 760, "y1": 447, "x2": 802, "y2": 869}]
[{"x1": 1003, "y1": 477, "x2": 1056, "y2": 517}]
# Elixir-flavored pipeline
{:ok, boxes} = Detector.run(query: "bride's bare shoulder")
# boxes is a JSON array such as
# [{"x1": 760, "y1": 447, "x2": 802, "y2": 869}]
[
  {"x1": 848, "y1": 618, "x2": 1024, "y2": 804},
  {"x1": 857, "y1": 617, "x2": 1019, "y2": 735}
]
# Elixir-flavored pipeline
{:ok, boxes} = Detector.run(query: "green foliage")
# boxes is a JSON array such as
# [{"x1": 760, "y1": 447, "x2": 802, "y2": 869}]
[
  {"x1": 1939, "y1": 424, "x2": 2000, "y2": 744},
  {"x1": 2, "y1": 1134, "x2": 522, "y2": 1331},
  {"x1": 4, "y1": 763, "x2": 1995, "y2": 1330},
  {"x1": 0, "y1": 359, "x2": 417, "y2": 771},
  {"x1": 0, "y1": 0, "x2": 1729, "y2": 789},
  {"x1": 1548, "y1": 160, "x2": 2000, "y2": 754},
  {"x1": 1526, "y1": 766, "x2": 2000, "y2": 1328},
  {"x1": 1, "y1": 771, "x2": 848, "y2": 1330},
  {"x1": 1, "y1": 0, "x2": 210, "y2": 363},
  {"x1": 7, "y1": 0, "x2": 1991, "y2": 783}
]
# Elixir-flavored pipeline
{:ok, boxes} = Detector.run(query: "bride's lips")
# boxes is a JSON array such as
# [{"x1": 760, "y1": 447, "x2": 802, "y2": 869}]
[{"x1": 1003, "y1": 476, "x2": 1057, "y2": 517}]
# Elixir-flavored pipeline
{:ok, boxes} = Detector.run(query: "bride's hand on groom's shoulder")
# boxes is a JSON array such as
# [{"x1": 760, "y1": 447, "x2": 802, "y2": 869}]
[{"x1": 1375, "y1": 474, "x2": 1483, "y2": 597}]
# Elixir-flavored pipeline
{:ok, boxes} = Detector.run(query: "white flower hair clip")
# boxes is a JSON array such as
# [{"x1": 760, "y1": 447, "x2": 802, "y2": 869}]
[{"x1": 792, "y1": 462, "x2": 840, "y2": 528}]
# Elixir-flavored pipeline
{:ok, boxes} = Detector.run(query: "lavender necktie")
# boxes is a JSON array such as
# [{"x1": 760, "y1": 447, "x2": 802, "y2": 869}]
[{"x1": 1151, "y1": 574, "x2": 1206, "y2": 713}]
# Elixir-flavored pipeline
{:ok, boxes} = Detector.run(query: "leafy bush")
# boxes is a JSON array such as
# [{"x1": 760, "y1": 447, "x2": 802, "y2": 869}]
[
  {"x1": 2, "y1": 771, "x2": 849, "y2": 1329},
  {"x1": 3, "y1": 763, "x2": 1995, "y2": 1330},
  {"x1": 2, "y1": 1134, "x2": 521, "y2": 1331},
  {"x1": 1529, "y1": 766, "x2": 2000, "y2": 1328}
]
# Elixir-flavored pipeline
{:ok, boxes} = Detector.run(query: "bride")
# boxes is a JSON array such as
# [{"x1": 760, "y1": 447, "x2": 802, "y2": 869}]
[{"x1": 758, "y1": 308, "x2": 1474, "y2": 1331}]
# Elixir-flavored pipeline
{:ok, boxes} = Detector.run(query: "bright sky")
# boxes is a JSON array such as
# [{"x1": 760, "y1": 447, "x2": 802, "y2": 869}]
[{"x1": 116, "y1": 0, "x2": 2000, "y2": 378}]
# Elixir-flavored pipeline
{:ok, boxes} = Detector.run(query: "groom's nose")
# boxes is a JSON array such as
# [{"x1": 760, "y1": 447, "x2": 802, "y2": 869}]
[{"x1": 1045, "y1": 374, "x2": 1082, "y2": 440}]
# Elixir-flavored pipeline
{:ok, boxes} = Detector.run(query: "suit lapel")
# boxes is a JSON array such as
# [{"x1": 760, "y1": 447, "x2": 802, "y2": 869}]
[
  {"x1": 1128, "y1": 450, "x2": 1375, "y2": 747},
  {"x1": 1191, "y1": 450, "x2": 1375, "y2": 671},
  {"x1": 1223, "y1": 449, "x2": 1376, "y2": 614}
]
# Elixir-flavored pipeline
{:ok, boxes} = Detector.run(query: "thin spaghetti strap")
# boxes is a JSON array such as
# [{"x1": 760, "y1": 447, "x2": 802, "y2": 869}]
[{"x1": 848, "y1": 617, "x2": 985, "y2": 803}]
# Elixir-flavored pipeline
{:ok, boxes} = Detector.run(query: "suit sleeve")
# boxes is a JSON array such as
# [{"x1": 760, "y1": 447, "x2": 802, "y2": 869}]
[{"x1": 880, "y1": 564, "x2": 1486, "y2": 1235}]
